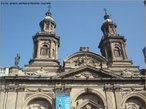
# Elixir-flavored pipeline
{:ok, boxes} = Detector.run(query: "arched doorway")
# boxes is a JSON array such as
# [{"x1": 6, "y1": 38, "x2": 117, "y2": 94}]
[
  {"x1": 75, "y1": 92, "x2": 105, "y2": 109},
  {"x1": 125, "y1": 96, "x2": 145, "y2": 109},
  {"x1": 26, "y1": 98, "x2": 52, "y2": 109}
]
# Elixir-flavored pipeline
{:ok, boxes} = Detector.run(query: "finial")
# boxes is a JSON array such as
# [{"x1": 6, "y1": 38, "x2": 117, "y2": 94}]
[
  {"x1": 103, "y1": 8, "x2": 110, "y2": 20},
  {"x1": 104, "y1": 8, "x2": 108, "y2": 15},
  {"x1": 48, "y1": 2, "x2": 51, "y2": 12},
  {"x1": 45, "y1": 2, "x2": 52, "y2": 16}
]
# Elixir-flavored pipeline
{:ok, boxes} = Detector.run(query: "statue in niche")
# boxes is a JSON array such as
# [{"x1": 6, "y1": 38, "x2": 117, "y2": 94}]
[{"x1": 15, "y1": 53, "x2": 20, "y2": 66}]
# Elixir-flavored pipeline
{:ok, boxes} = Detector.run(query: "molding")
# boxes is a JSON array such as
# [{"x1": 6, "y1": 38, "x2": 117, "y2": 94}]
[
  {"x1": 21, "y1": 93, "x2": 53, "y2": 109},
  {"x1": 71, "y1": 88, "x2": 107, "y2": 109},
  {"x1": 122, "y1": 92, "x2": 146, "y2": 108}
]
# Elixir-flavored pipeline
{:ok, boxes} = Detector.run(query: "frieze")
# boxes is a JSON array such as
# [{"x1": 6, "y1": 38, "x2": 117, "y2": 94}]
[
  {"x1": 103, "y1": 84, "x2": 113, "y2": 91},
  {"x1": 0, "y1": 86, "x2": 25, "y2": 92},
  {"x1": 104, "y1": 87, "x2": 113, "y2": 91},
  {"x1": 103, "y1": 84, "x2": 122, "y2": 91},
  {"x1": 53, "y1": 87, "x2": 71, "y2": 94},
  {"x1": 121, "y1": 87, "x2": 144, "y2": 92},
  {"x1": 131, "y1": 88, "x2": 144, "y2": 91},
  {"x1": 25, "y1": 88, "x2": 53, "y2": 92},
  {"x1": 114, "y1": 87, "x2": 121, "y2": 91},
  {"x1": 121, "y1": 88, "x2": 131, "y2": 91}
]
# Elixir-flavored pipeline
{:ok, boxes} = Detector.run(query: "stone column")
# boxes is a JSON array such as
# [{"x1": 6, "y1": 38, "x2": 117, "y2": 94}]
[
  {"x1": 113, "y1": 87, "x2": 122, "y2": 109},
  {"x1": 1, "y1": 90, "x2": 8, "y2": 109},
  {"x1": 0, "y1": 90, "x2": 5, "y2": 109},
  {"x1": 5, "y1": 91, "x2": 17, "y2": 109},
  {"x1": 15, "y1": 91, "x2": 24, "y2": 109},
  {"x1": 15, "y1": 87, "x2": 25, "y2": 109},
  {"x1": 104, "y1": 85, "x2": 115, "y2": 109}
]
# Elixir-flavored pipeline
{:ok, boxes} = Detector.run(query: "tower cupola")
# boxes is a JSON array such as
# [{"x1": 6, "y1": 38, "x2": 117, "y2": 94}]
[
  {"x1": 99, "y1": 9, "x2": 128, "y2": 62},
  {"x1": 101, "y1": 9, "x2": 117, "y2": 37},
  {"x1": 24, "y1": 5, "x2": 60, "y2": 73},
  {"x1": 39, "y1": 9, "x2": 56, "y2": 33}
]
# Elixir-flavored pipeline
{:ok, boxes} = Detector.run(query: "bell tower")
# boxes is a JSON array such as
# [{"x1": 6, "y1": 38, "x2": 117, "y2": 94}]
[
  {"x1": 24, "y1": 7, "x2": 60, "y2": 73},
  {"x1": 33, "y1": 9, "x2": 59, "y2": 60},
  {"x1": 98, "y1": 9, "x2": 131, "y2": 65}
]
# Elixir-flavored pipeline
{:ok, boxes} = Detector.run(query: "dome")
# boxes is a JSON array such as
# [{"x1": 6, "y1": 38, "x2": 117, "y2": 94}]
[
  {"x1": 44, "y1": 15, "x2": 54, "y2": 21},
  {"x1": 39, "y1": 10, "x2": 56, "y2": 31},
  {"x1": 103, "y1": 18, "x2": 112, "y2": 23}
]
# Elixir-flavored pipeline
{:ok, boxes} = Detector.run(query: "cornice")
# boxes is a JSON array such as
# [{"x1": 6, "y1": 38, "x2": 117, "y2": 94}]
[{"x1": 0, "y1": 76, "x2": 145, "y2": 83}]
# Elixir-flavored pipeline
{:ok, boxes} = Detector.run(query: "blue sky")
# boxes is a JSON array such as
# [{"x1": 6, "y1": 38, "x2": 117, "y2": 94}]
[{"x1": 0, "y1": 0, "x2": 145, "y2": 69}]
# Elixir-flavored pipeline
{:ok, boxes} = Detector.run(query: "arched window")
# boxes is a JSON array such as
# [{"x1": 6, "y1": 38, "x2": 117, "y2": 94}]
[
  {"x1": 26, "y1": 98, "x2": 52, "y2": 109},
  {"x1": 50, "y1": 24, "x2": 53, "y2": 31},
  {"x1": 40, "y1": 45, "x2": 49, "y2": 56},
  {"x1": 125, "y1": 97, "x2": 145, "y2": 109},
  {"x1": 75, "y1": 92, "x2": 104, "y2": 109},
  {"x1": 114, "y1": 47, "x2": 121, "y2": 57},
  {"x1": 46, "y1": 23, "x2": 49, "y2": 30}
]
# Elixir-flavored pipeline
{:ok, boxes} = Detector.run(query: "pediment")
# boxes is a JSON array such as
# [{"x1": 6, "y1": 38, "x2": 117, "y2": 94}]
[
  {"x1": 55, "y1": 65, "x2": 121, "y2": 79},
  {"x1": 77, "y1": 100, "x2": 104, "y2": 109},
  {"x1": 63, "y1": 51, "x2": 108, "y2": 70}
]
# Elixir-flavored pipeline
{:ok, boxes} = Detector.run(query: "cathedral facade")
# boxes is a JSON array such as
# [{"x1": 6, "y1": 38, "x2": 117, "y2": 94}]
[{"x1": 0, "y1": 7, "x2": 146, "y2": 109}]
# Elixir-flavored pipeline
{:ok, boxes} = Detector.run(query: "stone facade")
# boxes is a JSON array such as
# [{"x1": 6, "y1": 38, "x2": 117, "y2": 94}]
[{"x1": 0, "y1": 8, "x2": 146, "y2": 109}]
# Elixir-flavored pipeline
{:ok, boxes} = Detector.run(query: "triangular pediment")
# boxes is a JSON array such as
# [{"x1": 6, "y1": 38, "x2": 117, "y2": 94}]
[
  {"x1": 77, "y1": 99, "x2": 104, "y2": 109},
  {"x1": 55, "y1": 65, "x2": 122, "y2": 79}
]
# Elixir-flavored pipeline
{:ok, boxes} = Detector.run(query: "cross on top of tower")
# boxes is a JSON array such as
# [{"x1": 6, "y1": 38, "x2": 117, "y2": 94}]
[
  {"x1": 104, "y1": 8, "x2": 108, "y2": 15},
  {"x1": 104, "y1": 8, "x2": 110, "y2": 20},
  {"x1": 48, "y1": 2, "x2": 51, "y2": 12},
  {"x1": 45, "y1": 2, "x2": 52, "y2": 16}
]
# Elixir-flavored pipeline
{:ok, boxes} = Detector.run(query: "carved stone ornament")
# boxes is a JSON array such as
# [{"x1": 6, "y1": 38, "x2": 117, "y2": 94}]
[
  {"x1": 74, "y1": 56, "x2": 98, "y2": 67},
  {"x1": 121, "y1": 69, "x2": 133, "y2": 77},
  {"x1": 25, "y1": 68, "x2": 48, "y2": 76},
  {"x1": 125, "y1": 102, "x2": 144, "y2": 109},
  {"x1": 81, "y1": 72, "x2": 92, "y2": 78},
  {"x1": 72, "y1": 71, "x2": 97, "y2": 79}
]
